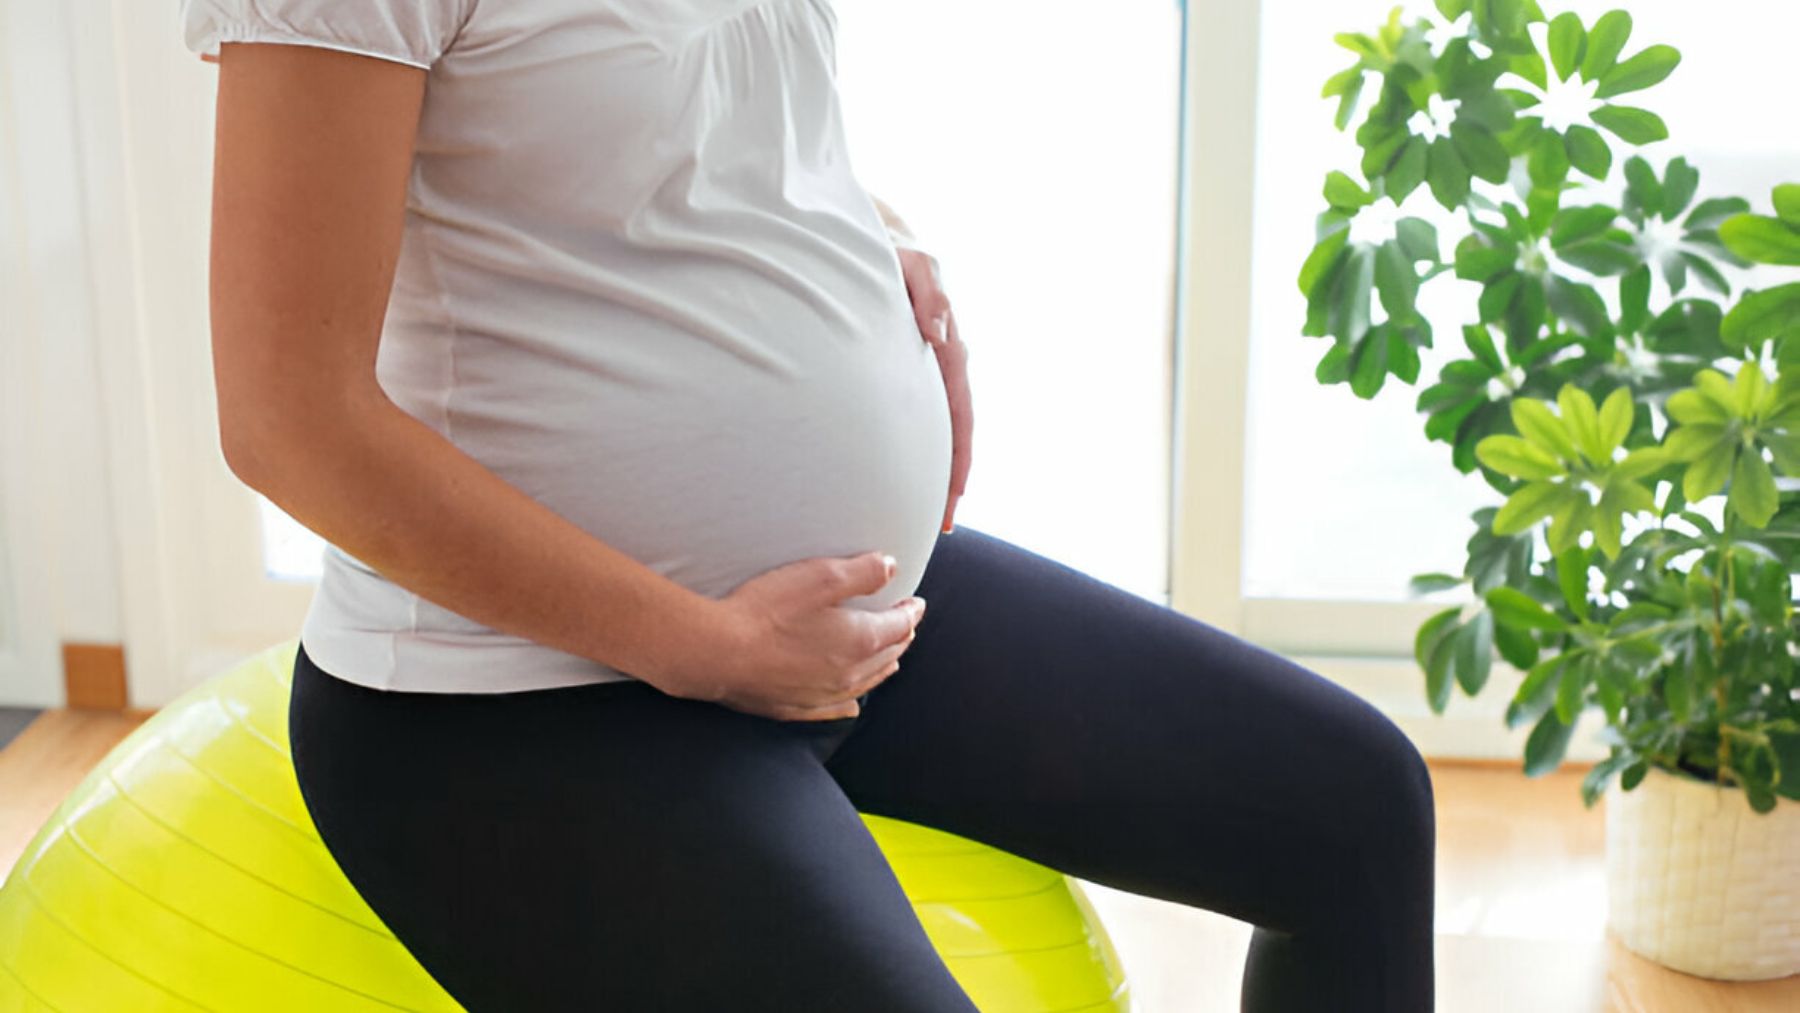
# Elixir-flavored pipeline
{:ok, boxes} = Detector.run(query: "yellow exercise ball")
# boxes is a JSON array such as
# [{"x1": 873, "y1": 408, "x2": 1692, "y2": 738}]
[{"x1": 0, "y1": 639, "x2": 1130, "y2": 1012}]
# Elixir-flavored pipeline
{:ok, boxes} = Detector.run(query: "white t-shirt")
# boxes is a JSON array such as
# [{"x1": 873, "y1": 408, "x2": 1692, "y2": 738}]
[{"x1": 180, "y1": 0, "x2": 953, "y2": 694}]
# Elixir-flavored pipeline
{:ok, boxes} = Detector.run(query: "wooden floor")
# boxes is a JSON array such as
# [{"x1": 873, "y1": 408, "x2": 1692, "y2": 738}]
[{"x1": 2, "y1": 710, "x2": 1796, "y2": 1011}]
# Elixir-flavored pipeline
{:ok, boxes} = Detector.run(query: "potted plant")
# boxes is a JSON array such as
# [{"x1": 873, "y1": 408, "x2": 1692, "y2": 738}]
[{"x1": 1298, "y1": 0, "x2": 1800, "y2": 980}]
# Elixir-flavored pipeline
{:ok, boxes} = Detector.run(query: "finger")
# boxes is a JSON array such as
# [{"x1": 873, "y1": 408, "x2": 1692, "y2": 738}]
[
  {"x1": 815, "y1": 550, "x2": 897, "y2": 609},
  {"x1": 902, "y1": 265, "x2": 951, "y2": 347},
  {"x1": 946, "y1": 312, "x2": 972, "y2": 499},
  {"x1": 768, "y1": 699, "x2": 861, "y2": 722},
  {"x1": 852, "y1": 595, "x2": 925, "y2": 654},
  {"x1": 844, "y1": 640, "x2": 911, "y2": 696}
]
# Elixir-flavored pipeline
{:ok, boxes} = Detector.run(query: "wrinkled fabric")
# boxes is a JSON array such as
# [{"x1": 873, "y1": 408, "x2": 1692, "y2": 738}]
[{"x1": 182, "y1": 0, "x2": 951, "y2": 692}]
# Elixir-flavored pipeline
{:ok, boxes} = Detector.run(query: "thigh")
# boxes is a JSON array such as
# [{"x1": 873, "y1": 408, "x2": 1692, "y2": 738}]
[
  {"x1": 826, "y1": 526, "x2": 1435, "y2": 936},
  {"x1": 290, "y1": 643, "x2": 979, "y2": 1013}
]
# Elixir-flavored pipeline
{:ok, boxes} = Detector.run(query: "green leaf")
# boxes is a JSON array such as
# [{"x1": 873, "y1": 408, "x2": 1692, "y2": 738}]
[
  {"x1": 1455, "y1": 237, "x2": 1517, "y2": 281},
  {"x1": 1386, "y1": 136, "x2": 1429, "y2": 203},
  {"x1": 1594, "y1": 44, "x2": 1680, "y2": 100},
  {"x1": 1581, "y1": 750, "x2": 1634, "y2": 807},
  {"x1": 1298, "y1": 228, "x2": 1351, "y2": 297},
  {"x1": 1326, "y1": 244, "x2": 1376, "y2": 345},
  {"x1": 1462, "y1": 323, "x2": 1502, "y2": 372},
  {"x1": 1732, "y1": 361, "x2": 1768, "y2": 417},
  {"x1": 1563, "y1": 124, "x2": 1611, "y2": 180},
  {"x1": 1550, "y1": 205, "x2": 1616, "y2": 248},
  {"x1": 1524, "y1": 708, "x2": 1576, "y2": 776},
  {"x1": 1436, "y1": 0, "x2": 1471, "y2": 20},
  {"x1": 1322, "y1": 65, "x2": 1361, "y2": 99},
  {"x1": 1479, "y1": 271, "x2": 1523, "y2": 322},
  {"x1": 1597, "y1": 386, "x2": 1633, "y2": 457},
  {"x1": 1662, "y1": 156, "x2": 1699, "y2": 218},
  {"x1": 1508, "y1": 654, "x2": 1566, "y2": 730},
  {"x1": 1665, "y1": 386, "x2": 1730, "y2": 425},
  {"x1": 1732, "y1": 449, "x2": 1779, "y2": 527},
  {"x1": 1554, "y1": 652, "x2": 1590, "y2": 726},
  {"x1": 1428, "y1": 135, "x2": 1472, "y2": 210},
  {"x1": 1512, "y1": 397, "x2": 1580, "y2": 460},
  {"x1": 1621, "y1": 758, "x2": 1649, "y2": 790},
  {"x1": 1685, "y1": 196, "x2": 1752, "y2": 231},
  {"x1": 1422, "y1": 609, "x2": 1463, "y2": 714},
  {"x1": 1477, "y1": 434, "x2": 1564, "y2": 479},
  {"x1": 1579, "y1": 11, "x2": 1633, "y2": 82},
  {"x1": 1334, "y1": 72, "x2": 1368, "y2": 131},
  {"x1": 1452, "y1": 120, "x2": 1512, "y2": 184},
  {"x1": 1623, "y1": 155, "x2": 1664, "y2": 216},
  {"x1": 1683, "y1": 438, "x2": 1735, "y2": 502},
  {"x1": 1315, "y1": 342, "x2": 1350, "y2": 383},
  {"x1": 1528, "y1": 129, "x2": 1570, "y2": 188},
  {"x1": 1458, "y1": 91, "x2": 1518, "y2": 134},
  {"x1": 1556, "y1": 544, "x2": 1590, "y2": 621},
  {"x1": 1680, "y1": 252, "x2": 1729, "y2": 297},
  {"x1": 1591, "y1": 105, "x2": 1668, "y2": 146},
  {"x1": 1350, "y1": 323, "x2": 1392, "y2": 398},
  {"x1": 1663, "y1": 654, "x2": 1693, "y2": 721},
  {"x1": 1719, "y1": 215, "x2": 1800, "y2": 266},
  {"x1": 1455, "y1": 609, "x2": 1496, "y2": 695},
  {"x1": 1494, "y1": 623, "x2": 1539, "y2": 673},
  {"x1": 1409, "y1": 572, "x2": 1465, "y2": 595},
  {"x1": 1619, "y1": 264, "x2": 1650, "y2": 333},
  {"x1": 1722, "y1": 284, "x2": 1800, "y2": 349},
  {"x1": 1612, "y1": 446, "x2": 1669, "y2": 481},
  {"x1": 1334, "y1": 32, "x2": 1381, "y2": 60},
  {"x1": 1664, "y1": 422, "x2": 1728, "y2": 462},
  {"x1": 1547, "y1": 12, "x2": 1586, "y2": 82},
  {"x1": 1770, "y1": 728, "x2": 1800, "y2": 800},
  {"x1": 1558, "y1": 385, "x2": 1606, "y2": 463},
  {"x1": 1375, "y1": 241, "x2": 1420, "y2": 319},
  {"x1": 1494, "y1": 479, "x2": 1572, "y2": 534},
  {"x1": 1775, "y1": 184, "x2": 1800, "y2": 228},
  {"x1": 1396, "y1": 217, "x2": 1440, "y2": 262},
  {"x1": 1509, "y1": 50, "x2": 1547, "y2": 91},
  {"x1": 1487, "y1": 587, "x2": 1569, "y2": 632},
  {"x1": 1325, "y1": 170, "x2": 1374, "y2": 212}
]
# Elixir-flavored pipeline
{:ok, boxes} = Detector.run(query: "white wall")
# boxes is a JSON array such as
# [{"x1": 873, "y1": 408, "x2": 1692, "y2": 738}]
[
  {"x1": 0, "y1": 0, "x2": 290, "y2": 708},
  {"x1": 0, "y1": 0, "x2": 120, "y2": 707}
]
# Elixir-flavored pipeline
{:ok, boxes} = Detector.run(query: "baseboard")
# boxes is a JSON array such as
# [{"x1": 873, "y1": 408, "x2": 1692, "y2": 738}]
[{"x1": 62, "y1": 642, "x2": 127, "y2": 710}]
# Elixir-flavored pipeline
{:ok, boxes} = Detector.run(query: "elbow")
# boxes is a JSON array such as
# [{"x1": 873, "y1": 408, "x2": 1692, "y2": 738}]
[{"x1": 219, "y1": 417, "x2": 271, "y2": 490}]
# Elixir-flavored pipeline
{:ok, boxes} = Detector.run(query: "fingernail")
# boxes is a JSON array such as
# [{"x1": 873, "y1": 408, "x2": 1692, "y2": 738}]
[{"x1": 881, "y1": 553, "x2": 897, "y2": 578}]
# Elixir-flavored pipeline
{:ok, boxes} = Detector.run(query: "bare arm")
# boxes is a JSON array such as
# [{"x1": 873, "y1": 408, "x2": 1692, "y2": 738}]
[{"x1": 209, "y1": 42, "x2": 724, "y2": 691}]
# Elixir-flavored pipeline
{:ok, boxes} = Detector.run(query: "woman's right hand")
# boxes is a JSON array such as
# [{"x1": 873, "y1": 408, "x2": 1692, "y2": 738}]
[{"x1": 658, "y1": 550, "x2": 927, "y2": 722}]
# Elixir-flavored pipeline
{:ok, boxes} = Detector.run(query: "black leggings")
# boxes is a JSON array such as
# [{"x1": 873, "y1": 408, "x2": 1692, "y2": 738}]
[{"x1": 290, "y1": 525, "x2": 1435, "y2": 1011}]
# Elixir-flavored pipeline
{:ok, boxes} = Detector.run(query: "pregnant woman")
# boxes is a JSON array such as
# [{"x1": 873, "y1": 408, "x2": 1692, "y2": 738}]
[{"x1": 181, "y1": 1, "x2": 1436, "y2": 1010}]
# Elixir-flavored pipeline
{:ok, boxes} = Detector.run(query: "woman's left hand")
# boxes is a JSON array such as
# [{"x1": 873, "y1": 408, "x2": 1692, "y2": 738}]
[{"x1": 896, "y1": 246, "x2": 972, "y2": 534}]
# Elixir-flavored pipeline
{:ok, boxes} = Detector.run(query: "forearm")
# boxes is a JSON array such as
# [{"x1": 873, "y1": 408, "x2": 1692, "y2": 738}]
[{"x1": 225, "y1": 390, "x2": 725, "y2": 692}]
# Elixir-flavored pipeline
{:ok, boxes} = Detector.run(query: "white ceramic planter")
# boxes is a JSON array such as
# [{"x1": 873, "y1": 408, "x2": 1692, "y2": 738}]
[{"x1": 1604, "y1": 763, "x2": 1800, "y2": 980}]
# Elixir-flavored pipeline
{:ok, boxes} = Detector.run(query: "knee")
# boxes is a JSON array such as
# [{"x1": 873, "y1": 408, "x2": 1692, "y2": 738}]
[{"x1": 1348, "y1": 707, "x2": 1437, "y2": 862}]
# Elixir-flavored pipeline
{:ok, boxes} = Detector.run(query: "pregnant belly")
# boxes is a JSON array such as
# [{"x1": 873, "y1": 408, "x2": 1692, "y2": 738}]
[{"x1": 468, "y1": 316, "x2": 955, "y2": 615}]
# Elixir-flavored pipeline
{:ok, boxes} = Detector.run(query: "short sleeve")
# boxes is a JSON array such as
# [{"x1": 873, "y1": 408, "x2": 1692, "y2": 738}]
[{"x1": 179, "y1": 0, "x2": 475, "y2": 70}]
